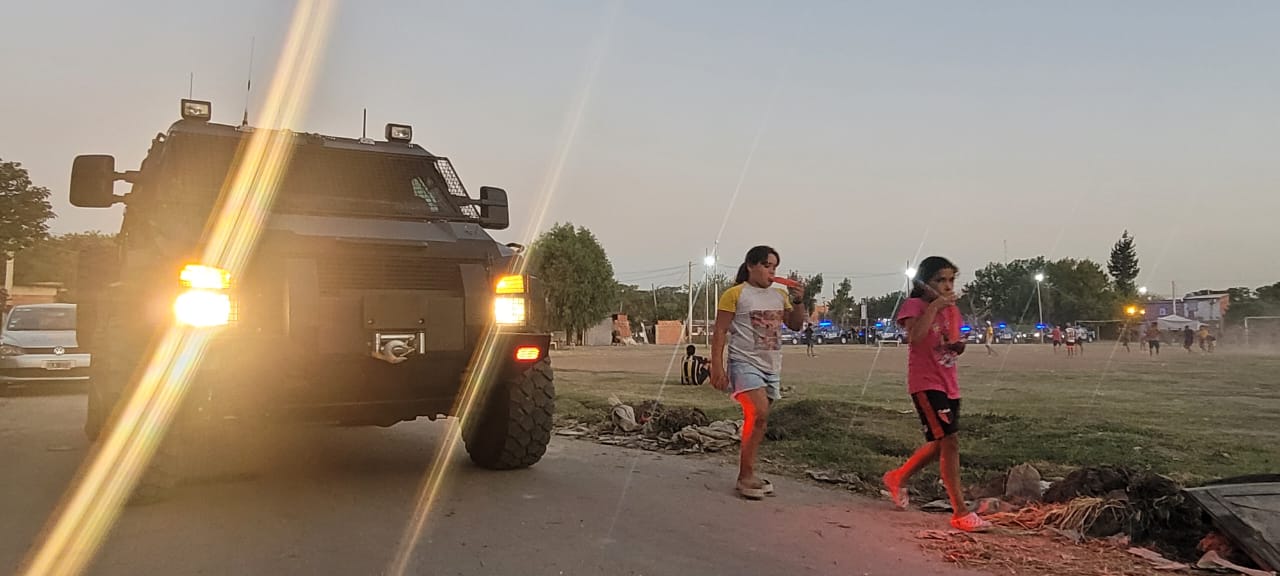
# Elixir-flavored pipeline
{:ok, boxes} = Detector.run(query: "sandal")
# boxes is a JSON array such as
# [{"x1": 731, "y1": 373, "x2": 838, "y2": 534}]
[
  {"x1": 762, "y1": 478, "x2": 775, "y2": 496},
  {"x1": 883, "y1": 471, "x2": 909, "y2": 510},
  {"x1": 736, "y1": 483, "x2": 766, "y2": 500}
]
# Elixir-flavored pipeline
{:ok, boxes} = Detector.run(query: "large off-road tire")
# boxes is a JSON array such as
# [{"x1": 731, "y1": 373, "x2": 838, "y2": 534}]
[
  {"x1": 463, "y1": 358, "x2": 555, "y2": 470},
  {"x1": 83, "y1": 304, "x2": 195, "y2": 503}
]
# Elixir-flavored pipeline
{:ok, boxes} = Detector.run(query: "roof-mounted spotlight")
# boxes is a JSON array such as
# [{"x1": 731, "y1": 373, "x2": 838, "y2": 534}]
[
  {"x1": 180, "y1": 99, "x2": 212, "y2": 122},
  {"x1": 385, "y1": 123, "x2": 412, "y2": 143}
]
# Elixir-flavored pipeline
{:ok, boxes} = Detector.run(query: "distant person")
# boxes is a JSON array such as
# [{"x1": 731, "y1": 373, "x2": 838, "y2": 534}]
[
  {"x1": 1064, "y1": 324, "x2": 1078, "y2": 357},
  {"x1": 984, "y1": 322, "x2": 997, "y2": 356},
  {"x1": 882, "y1": 256, "x2": 991, "y2": 533},
  {"x1": 681, "y1": 345, "x2": 710, "y2": 385},
  {"x1": 1076, "y1": 325, "x2": 1087, "y2": 356},
  {"x1": 1183, "y1": 326, "x2": 1195, "y2": 353},
  {"x1": 804, "y1": 324, "x2": 816, "y2": 357},
  {"x1": 1051, "y1": 325, "x2": 1063, "y2": 353},
  {"x1": 1197, "y1": 326, "x2": 1211, "y2": 352},
  {"x1": 1145, "y1": 322, "x2": 1162, "y2": 356},
  {"x1": 1119, "y1": 324, "x2": 1132, "y2": 353},
  {"x1": 709, "y1": 245, "x2": 806, "y2": 501}
]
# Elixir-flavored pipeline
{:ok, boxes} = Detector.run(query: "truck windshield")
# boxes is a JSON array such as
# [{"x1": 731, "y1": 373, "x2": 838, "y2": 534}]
[{"x1": 160, "y1": 131, "x2": 479, "y2": 220}]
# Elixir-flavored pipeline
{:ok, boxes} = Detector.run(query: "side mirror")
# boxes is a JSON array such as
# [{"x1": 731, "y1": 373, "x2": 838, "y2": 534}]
[
  {"x1": 477, "y1": 186, "x2": 509, "y2": 230},
  {"x1": 70, "y1": 155, "x2": 120, "y2": 208}
]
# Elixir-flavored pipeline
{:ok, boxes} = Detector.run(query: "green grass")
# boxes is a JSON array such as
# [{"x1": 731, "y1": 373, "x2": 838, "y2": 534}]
[{"x1": 551, "y1": 345, "x2": 1280, "y2": 498}]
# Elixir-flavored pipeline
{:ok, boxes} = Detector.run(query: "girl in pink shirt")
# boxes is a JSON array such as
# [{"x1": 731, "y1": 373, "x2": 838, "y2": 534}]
[{"x1": 882, "y1": 256, "x2": 991, "y2": 532}]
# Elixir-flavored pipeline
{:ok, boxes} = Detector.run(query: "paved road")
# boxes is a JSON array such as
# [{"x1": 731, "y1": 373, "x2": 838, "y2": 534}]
[{"x1": 1, "y1": 390, "x2": 980, "y2": 576}]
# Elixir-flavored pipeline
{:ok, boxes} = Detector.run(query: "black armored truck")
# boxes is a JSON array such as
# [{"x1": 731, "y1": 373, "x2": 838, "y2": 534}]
[{"x1": 71, "y1": 99, "x2": 554, "y2": 471}]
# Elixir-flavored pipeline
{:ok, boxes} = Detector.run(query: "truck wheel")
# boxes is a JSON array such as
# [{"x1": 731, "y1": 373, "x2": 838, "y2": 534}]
[
  {"x1": 840, "y1": 336, "x2": 848, "y2": 345},
  {"x1": 83, "y1": 305, "x2": 193, "y2": 503},
  {"x1": 83, "y1": 307, "x2": 125, "y2": 442},
  {"x1": 464, "y1": 358, "x2": 555, "y2": 470},
  {"x1": 816, "y1": 337, "x2": 825, "y2": 345}
]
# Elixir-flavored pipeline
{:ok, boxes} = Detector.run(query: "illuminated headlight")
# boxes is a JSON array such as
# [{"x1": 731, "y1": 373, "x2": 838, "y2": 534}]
[
  {"x1": 494, "y1": 296, "x2": 527, "y2": 326},
  {"x1": 0, "y1": 344, "x2": 25, "y2": 357},
  {"x1": 180, "y1": 99, "x2": 212, "y2": 121},
  {"x1": 174, "y1": 291, "x2": 232, "y2": 327}
]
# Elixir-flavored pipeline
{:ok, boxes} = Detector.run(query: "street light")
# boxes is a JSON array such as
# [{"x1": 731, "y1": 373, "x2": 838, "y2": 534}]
[
  {"x1": 1138, "y1": 286, "x2": 1148, "y2": 296},
  {"x1": 1034, "y1": 273, "x2": 1045, "y2": 343},
  {"x1": 905, "y1": 267, "x2": 917, "y2": 279},
  {"x1": 702, "y1": 252, "x2": 717, "y2": 345}
]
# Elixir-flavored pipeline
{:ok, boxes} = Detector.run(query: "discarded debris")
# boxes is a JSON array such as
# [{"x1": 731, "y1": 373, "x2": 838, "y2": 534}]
[
  {"x1": 607, "y1": 397, "x2": 642, "y2": 433},
  {"x1": 1126, "y1": 547, "x2": 1189, "y2": 571},
  {"x1": 806, "y1": 469, "x2": 861, "y2": 485},
  {"x1": 1004, "y1": 463, "x2": 1044, "y2": 504},
  {"x1": 1197, "y1": 550, "x2": 1277, "y2": 576},
  {"x1": 670, "y1": 420, "x2": 740, "y2": 452}
]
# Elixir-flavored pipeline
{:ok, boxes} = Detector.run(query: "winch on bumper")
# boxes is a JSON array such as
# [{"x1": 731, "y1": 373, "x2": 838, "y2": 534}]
[{"x1": 186, "y1": 275, "x2": 549, "y2": 426}]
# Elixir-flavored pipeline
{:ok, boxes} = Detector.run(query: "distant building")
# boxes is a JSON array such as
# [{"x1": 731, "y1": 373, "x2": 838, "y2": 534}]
[{"x1": 1142, "y1": 294, "x2": 1229, "y2": 326}]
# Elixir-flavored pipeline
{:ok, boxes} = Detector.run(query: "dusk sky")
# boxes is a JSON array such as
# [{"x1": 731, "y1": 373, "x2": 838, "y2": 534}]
[{"x1": 2, "y1": 0, "x2": 1277, "y2": 300}]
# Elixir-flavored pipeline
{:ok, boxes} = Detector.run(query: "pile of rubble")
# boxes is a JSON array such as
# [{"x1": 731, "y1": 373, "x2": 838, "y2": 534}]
[
  {"x1": 553, "y1": 397, "x2": 744, "y2": 455},
  {"x1": 925, "y1": 464, "x2": 1277, "y2": 575}
]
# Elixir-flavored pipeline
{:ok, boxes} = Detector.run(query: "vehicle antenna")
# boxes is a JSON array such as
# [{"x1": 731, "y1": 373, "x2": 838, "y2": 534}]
[{"x1": 241, "y1": 37, "x2": 255, "y2": 127}]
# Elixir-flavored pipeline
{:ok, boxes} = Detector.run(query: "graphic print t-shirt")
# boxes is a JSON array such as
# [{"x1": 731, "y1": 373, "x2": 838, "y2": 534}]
[
  {"x1": 718, "y1": 283, "x2": 793, "y2": 375},
  {"x1": 896, "y1": 297, "x2": 961, "y2": 399}
]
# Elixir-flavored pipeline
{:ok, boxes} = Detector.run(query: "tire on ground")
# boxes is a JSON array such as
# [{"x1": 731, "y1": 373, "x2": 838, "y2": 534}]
[
  {"x1": 463, "y1": 358, "x2": 555, "y2": 470},
  {"x1": 83, "y1": 306, "x2": 195, "y2": 498}
]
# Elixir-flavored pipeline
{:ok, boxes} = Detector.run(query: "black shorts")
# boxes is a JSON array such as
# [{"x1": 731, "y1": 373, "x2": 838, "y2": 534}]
[{"x1": 912, "y1": 390, "x2": 961, "y2": 442}]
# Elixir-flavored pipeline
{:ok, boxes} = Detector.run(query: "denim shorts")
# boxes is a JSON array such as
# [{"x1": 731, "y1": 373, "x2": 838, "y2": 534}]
[{"x1": 728, "y1": 361, "x2": 782, "y2": 401}]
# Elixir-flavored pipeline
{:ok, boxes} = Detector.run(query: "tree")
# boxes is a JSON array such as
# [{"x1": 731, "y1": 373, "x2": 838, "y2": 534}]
[
  {"x1": 828, "y1": 277, "x2": 855, "y2": 326},
  {"x1": 786, "y1": 271, "x2": 823, "y2": 312},
  {"x1": 0, "y1": 159, "x2": 57, "y2": 257},
  {"x1": 861, "y1": 291, "x2": 905, "y2": 322},
  {"x1": 528, "y1": 223, "x2": 615, "y2": 343},
  {"x1": 1107, "y1": 231, "x2": 1141, "y2": 298},
  {"x1": 962, "y1": 257, "x2": 1047, "y2": 324},
  {"x1": 16, "y1": 232, "x2": 117, "y2": 291},
  {"x1": 1042, "y1": 258, "x2": 1117, "y2": 323}
]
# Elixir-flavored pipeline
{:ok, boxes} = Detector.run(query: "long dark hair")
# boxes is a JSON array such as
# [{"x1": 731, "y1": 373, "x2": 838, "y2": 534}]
[
  {"x1": 735, "y1": 245, "x2": 780, "y2": 284},
  {"x1": 909, "y1": 256, "x2": 958, "y2": 298}
]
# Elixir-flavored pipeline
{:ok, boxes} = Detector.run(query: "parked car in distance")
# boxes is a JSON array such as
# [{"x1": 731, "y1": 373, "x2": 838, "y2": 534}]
[{"x1": 0, "y1": 303, "x2": 91, "y2": 386}]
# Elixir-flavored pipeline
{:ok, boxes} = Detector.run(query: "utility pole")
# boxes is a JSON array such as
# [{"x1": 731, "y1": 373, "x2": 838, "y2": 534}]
[
  {"x1": 687, "y1": 261, "x2": 694, "y2": 343},
  {"x1": 1171, "y1": 281, "x2": 1177, "y2": 316}
]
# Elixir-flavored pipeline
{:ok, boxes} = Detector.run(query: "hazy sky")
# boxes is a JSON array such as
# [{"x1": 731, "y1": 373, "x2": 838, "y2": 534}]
[{"x1": 2, "y1": 1, "x2": 1277, "y2": 299}]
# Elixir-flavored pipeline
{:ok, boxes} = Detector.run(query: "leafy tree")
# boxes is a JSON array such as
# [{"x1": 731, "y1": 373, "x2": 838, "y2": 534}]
[
  {"x1": 861, "y1": 291, "x2": 906, "y2": 322},
  {"x1": 528, "y1": 223, "x2": 615, "y2": 343},
  {"x1": 828, "y1": 277, "x2": 856, "y2": 326},
  {"x1": 786, "y1": 271, "x2": 823, "y2": 312},
  {"x1": 1257, "y1": 282, "x2": 1280, "y2": 303},
  {"x1": 15, "y1": 232, "x2": 117, "y2": 292},
  {"x1": 1107, "y1": 231, "x2": 1141, "y2": 298},
  {"x1": 962, "y1": 257, "x2": 1047, "y2": 324},
  {"x1": 0, "y1": 159, "x2": 57, "y2": 257},
  {"x1": 1042, "y1": 258, "x2": 1117, "y2": 323}
]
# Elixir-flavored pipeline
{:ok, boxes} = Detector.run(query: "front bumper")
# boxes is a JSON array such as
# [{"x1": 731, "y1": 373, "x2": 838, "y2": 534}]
[
  {"x1": 190, "y1": 331, "x2": 550, "y2": 420},
  {"x1": 0, "y1": 353, "x2": 92, "y2": 383}
]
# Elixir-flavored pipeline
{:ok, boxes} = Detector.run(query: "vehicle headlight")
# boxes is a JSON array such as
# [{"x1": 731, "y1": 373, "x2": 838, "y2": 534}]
[
  {"x1": 494, "y1": 274, "x2": 528, "y2": 326},
  {"x1": 0, "y1": 344, "x2": 25, "y2": 357},
  {"x1": 174, "y1": 291, "x2": 232, "y2": 327},
  {"x1": 174, "y1": 264, "x2": 232, "y2": 327},
  {"x1": 494, "y1": 296, "x2": 527, "y2": 326}
]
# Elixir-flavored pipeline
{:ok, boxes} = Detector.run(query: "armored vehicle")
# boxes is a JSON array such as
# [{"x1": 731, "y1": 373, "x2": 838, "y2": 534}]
[{"x1": 71, "y1": 99, "x2": 554, "y2": 472}]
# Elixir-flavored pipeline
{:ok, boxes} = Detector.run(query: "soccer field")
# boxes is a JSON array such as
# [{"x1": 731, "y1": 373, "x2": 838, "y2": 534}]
[{"x1": 553, "y1": 342, "x2": 1280, "y2": 492}]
